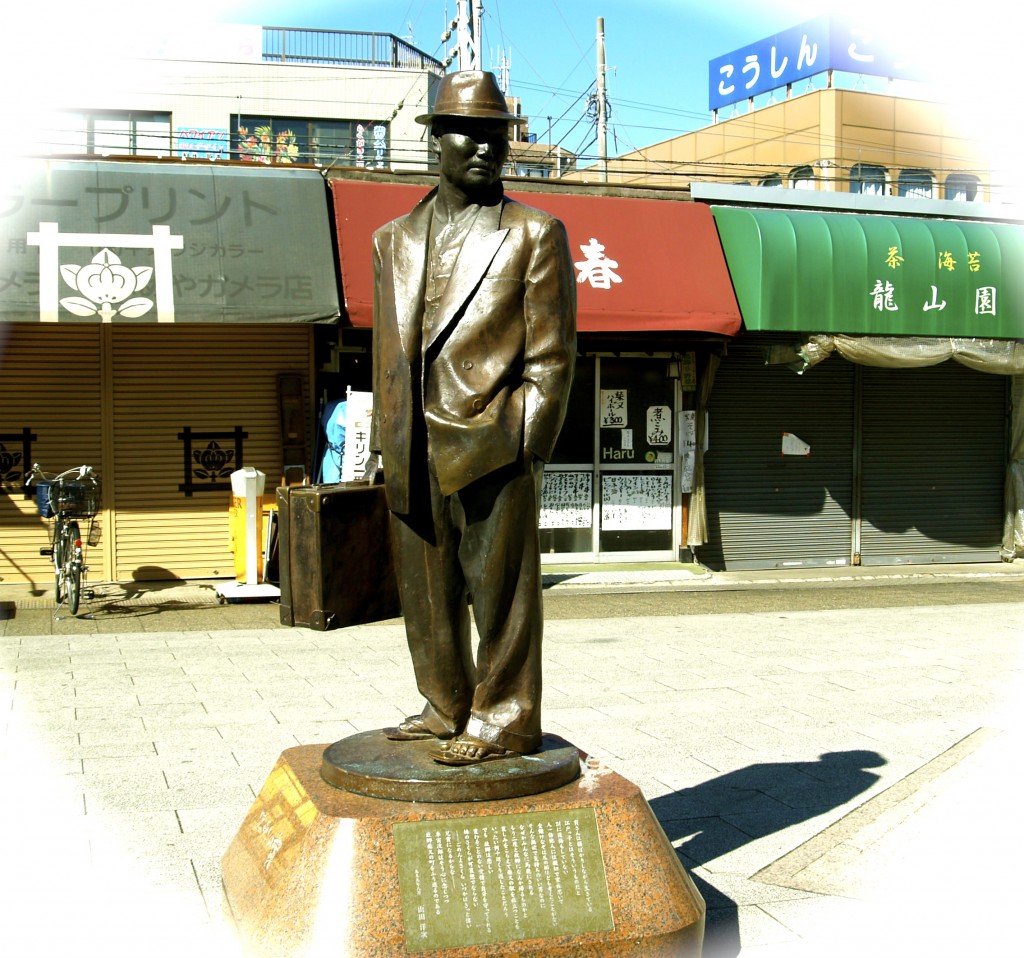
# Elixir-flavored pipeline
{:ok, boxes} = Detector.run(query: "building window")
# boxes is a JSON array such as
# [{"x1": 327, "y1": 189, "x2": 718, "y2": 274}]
[
  {"x1": 789, "y1": 165, "x2": 817, "y2": 190},
  {"x1": 54, "y1": 111, "x2": 172, "y2": 157},
  {"x1": 849, "y1": 163, "x2": 888, "y2": 195},
  {"x1": 760, "y1": 174, "x2": 783, "y2": 188},
  {"x1": 231, "y1": 116, "x2": 389, "y2": 168},
  {"x1": 945, "y1": 173, "x2": 980, "y2": 202},
  {"x1": 515, "y1": 164, "x2": 550, "y2": 178},
  {"x1": 897, "y1": 168, "x2": 935, "y2": 199}
]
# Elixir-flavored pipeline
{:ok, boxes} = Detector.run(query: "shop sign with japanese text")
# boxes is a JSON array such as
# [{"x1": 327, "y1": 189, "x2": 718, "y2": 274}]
[
  {"x1": 709, "y1": 16, "x2": 919, "y2": 111},
  {"x1": 1, "y1": 159, "x2": 339, "y2": 323}
]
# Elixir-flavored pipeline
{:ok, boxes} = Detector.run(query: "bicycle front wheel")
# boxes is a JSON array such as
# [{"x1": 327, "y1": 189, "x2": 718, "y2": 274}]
[
  {"x1": 65, "y1": 521, "x2": 81, "y2": 615},
  {"x1": 53, "y1": 520, "x2": 68, "y2": 602}
]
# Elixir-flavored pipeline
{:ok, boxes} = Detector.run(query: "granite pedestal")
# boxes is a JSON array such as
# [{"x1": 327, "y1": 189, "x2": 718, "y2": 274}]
[{"x1": 222, "y1": 742, "x2": 705, "y2": 957}]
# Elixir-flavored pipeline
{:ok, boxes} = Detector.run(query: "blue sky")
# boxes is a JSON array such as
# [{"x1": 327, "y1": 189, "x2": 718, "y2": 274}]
[
  {"x1": 13, "y1": 0, "x2": 1018, "y2": 170},
  {"x1": 206, "y1": 0, "x2": 1015, "y2": 157},
  {"x1": 214, "y1": 0, "x2": 804, "y2": 151}
]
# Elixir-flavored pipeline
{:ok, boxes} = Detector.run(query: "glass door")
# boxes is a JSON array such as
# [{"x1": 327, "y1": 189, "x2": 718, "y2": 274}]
[
  {"x1": 597, "y1": 357, "x2": 676, "y2": 558},
  {"x1": 540, "y1": 356, "x2": 680, "y2": 562}
]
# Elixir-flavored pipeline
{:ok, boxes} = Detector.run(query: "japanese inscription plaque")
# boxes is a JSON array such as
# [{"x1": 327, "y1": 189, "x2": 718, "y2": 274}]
[{"x1": 394, "y1": 808, "x2": 614, "y2": 952}]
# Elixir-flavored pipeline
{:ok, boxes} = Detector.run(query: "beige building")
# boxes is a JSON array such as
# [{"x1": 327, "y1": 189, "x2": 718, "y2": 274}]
[{"x1": 568, "y1": 87, "x2": 998, "y2": 206}]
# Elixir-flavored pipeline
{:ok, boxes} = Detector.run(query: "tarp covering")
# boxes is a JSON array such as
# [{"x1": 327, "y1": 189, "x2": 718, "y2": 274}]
[
  {"x1": 712, "y1": 206, "x2": 1024, "y2": 338},
  {"x1": 0, "y1": 159, "x2": 340, "y2": 323},
  {"x1": 770, "y1": 334, "x2": 1024, "y2": 375},
  {"x1": 330, "y1": 178, "x2": 742, "y2": 335}
]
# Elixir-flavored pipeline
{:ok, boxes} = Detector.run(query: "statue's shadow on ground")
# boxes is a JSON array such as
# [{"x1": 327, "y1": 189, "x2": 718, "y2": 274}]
[{"x1": 649, "y1": 749, "x2": 887, "y2": 958}]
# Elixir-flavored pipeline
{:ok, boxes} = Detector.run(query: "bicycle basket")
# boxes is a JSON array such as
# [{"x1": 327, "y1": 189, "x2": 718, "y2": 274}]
[
  {"x1": 35, "y1": 480, "x2": 54, "y2": 518},
  {"x1": 52, "y1": 477, "x2": 101, "y2": 517}
]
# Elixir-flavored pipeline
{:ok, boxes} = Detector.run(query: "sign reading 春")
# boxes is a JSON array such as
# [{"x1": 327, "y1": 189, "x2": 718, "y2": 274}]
[
  {"x1": 574, "y1": 237, "x2": 622, "y2": 290},
  {"x1": 709, "y1": 16, "x2": 920, "y2": 111}
]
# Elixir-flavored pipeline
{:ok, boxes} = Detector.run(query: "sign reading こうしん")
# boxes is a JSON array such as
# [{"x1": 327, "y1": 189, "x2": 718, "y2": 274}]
[{"x1": 709, "y1": 16, "x2": 920, "y2": 111}]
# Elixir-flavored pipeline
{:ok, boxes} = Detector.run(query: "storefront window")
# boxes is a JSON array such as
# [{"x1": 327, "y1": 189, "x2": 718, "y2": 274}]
[
  {"x1": 541, "y1": 358, "x2": 594, "y2": 555},
  {"x1": 598, "y1": 358, "x2": 675, "y2": 553},
  {"x1": 232, "y1": 115, "x2": 389, "y2": 168},
  {"x1": 539, "y1": 356, "x2": 679, "y2": 559}
]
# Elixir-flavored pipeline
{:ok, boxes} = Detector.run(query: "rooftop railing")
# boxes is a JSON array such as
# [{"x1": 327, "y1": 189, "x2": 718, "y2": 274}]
[{"x1": 262, "y1": 26, "x2": 445, "y2": 75}]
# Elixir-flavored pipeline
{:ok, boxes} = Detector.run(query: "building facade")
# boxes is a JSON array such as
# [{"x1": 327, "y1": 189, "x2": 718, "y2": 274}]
[
  {"x1": 570, "y1": 88, "x2": 1002, "y2": 209},
  {"x1": 4, "y1": 19, "x2": 1023, "y2": 587}
]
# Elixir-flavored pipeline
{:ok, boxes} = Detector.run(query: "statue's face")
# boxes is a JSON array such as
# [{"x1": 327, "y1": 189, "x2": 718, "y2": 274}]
[{"x1": 431, "y1": 117, "x2": 510, "y2": 196}]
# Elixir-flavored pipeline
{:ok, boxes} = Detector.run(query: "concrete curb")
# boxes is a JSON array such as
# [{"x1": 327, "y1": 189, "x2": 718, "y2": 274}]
[{"x1": 3, "y1": 561, "x2": 1023, "y2": 611}]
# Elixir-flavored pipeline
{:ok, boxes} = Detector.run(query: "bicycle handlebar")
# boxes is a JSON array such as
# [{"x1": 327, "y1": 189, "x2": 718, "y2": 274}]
[{"x1": 29, "y1": 463, "x2": 96, "y2": 482}]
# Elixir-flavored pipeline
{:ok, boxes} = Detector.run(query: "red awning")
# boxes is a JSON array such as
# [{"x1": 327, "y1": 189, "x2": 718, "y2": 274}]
[{"x1": 329, "y1": 179, "x2": 741, "y2": 336}]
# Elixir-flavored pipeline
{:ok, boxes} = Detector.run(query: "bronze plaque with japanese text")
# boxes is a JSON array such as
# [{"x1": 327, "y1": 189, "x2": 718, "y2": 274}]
[{"x1": 393, "y1": 807, "x2": 614, "y2": 951}]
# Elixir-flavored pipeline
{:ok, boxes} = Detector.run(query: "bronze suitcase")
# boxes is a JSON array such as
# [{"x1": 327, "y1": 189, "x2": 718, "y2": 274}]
[{"x1": 277, "y1": 482, "x2": 401, "y2": 630}]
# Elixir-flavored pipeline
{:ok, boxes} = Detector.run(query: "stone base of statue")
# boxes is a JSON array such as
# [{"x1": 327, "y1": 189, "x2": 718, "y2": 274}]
[{"x1": 222, "y1": 737, "x2": 705, "y2": 957}]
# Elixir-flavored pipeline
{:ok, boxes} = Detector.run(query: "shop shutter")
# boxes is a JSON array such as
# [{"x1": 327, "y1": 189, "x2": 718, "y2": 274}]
[
  {"x1": 0, "y1": 324, "x2": 107, "y2": 584},
  {"x1": 858, "y1": 362, "x2": 1006, "y2": 564},
  {"x1": 700, "y1": 338, "x2": 856, "y2": 570},
  {"x1": 109, "y1": 325, "x2": 313, "y2": 581}
]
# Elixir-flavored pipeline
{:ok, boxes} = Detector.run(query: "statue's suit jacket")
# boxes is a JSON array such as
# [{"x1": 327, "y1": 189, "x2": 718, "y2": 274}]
[{"x1": 370, "y1": 188, "x2": 577, "y2": 514}]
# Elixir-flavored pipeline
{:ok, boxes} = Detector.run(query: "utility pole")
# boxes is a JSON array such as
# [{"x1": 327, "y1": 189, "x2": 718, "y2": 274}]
[
  {"x1": 496, "y1": 48, "x2": 511, "y2": 95},
  {"x1": 596, "y1": 17, "x2": 608, "y2": 182},
  {"x1": 454, "y1": 0, "x2": 481, "y2": 72}
]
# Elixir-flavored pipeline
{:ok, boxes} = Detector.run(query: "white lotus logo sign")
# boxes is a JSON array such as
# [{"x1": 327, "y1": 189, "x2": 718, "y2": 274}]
[{"x1": 60, "y1": 248, "x2": 154, "y2": 321}]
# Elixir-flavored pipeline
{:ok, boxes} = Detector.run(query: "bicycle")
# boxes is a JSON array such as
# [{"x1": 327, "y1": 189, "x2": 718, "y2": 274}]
[{"x1": 29, "y1": 464, "x2": 101, "y2": 615}]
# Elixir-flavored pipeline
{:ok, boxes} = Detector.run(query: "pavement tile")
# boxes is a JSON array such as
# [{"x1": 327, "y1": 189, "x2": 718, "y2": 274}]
[
  {"x1": 3, "y1": 566, "x2": 1023, "y2": 955},
  {"x1": 76, "y1": 719, "x2": 152, "y2": 745}
]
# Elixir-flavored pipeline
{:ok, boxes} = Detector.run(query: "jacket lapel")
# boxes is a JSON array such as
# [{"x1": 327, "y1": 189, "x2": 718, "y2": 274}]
[
  {"x1": 391, "y1": 191, "x2": 434, "y2": 361},
  {"x1": 424, "y1": 200, "x2": 509, "y2": 352}
]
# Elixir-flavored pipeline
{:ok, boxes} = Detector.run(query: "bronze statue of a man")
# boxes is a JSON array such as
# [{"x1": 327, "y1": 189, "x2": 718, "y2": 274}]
[{"x1": 366, "y1": 71, "x2": 577, "y2": 766}]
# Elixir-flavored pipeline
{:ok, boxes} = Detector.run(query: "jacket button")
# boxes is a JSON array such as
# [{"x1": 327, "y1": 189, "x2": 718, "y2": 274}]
[{"x1": 463, "y1": 360, "x2": 473, "y2": 370}]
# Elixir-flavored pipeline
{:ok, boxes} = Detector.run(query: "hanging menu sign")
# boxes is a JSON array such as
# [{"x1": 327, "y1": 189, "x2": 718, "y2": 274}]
[{"x1": 394, "y1": 808, "x2": 614, "y2": 952}]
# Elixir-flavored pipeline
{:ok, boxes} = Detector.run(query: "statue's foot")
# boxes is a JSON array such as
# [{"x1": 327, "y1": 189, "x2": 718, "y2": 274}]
[
  {"x1": 383, "y1": 716, "x2": 451, "y2": 741},
  {"x1": 430, "y1": 734, "x2": 516, "y2": 766}
]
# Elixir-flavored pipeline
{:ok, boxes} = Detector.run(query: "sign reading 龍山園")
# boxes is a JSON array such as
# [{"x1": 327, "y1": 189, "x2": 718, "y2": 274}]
[
  {"x1": 709, "y1": 15, "x2": 920, "y2": 111},
  {"x1": 711, "y1": 207, "x2": 1024, "y2": 339},
  {"x1": 2, "y1": 158, "x2": 340, "y2": 324}
]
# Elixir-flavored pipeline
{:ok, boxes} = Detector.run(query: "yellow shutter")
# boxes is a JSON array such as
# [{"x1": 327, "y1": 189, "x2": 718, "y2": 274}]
[
  {"x1": 0, "y1": 324, "x2": 106, "y2": 586},
  {"x1": 109, "y1": 325, "x2": 313, "y2": 581}
]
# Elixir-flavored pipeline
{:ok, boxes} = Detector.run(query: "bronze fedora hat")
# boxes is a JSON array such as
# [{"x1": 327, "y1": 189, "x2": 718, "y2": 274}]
[{"x1": 416, "y1": 70, "x2": 524, "y2": 125}]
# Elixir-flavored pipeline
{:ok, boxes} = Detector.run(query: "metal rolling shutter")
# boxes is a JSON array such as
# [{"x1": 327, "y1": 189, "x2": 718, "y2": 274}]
[
  {"x1": 859, "y1": 362, "x2": 1006, "y2": 565},
  {"x1": 700, "y1": 338, "x2": 855, "y2": 570},
  {"x1": 109, "y1": 325, "x2": 313, "y2": 581},
  {"x1": 0, "y1": 324, "x2": 107, "y2": 584}
]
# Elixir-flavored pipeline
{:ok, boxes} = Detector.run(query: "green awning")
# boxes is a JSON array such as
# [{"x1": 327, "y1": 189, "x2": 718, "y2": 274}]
[{"x1": 711, "y1": 206, "x2": 1024, "y2": 338}]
